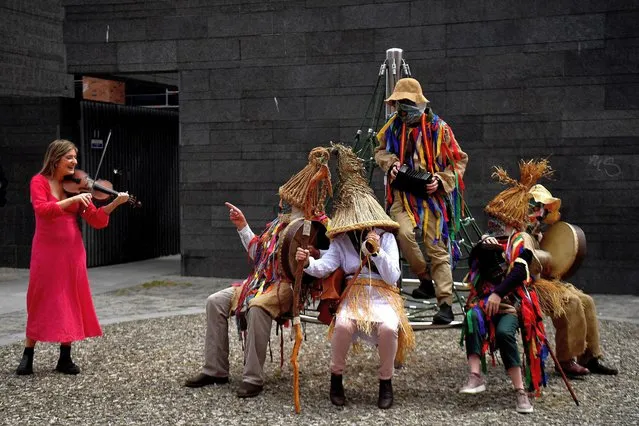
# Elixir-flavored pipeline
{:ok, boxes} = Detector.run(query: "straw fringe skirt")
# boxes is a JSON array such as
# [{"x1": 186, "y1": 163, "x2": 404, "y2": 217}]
[{"x1": 328, "y1": 277, "x2": 416, "y2": 364}]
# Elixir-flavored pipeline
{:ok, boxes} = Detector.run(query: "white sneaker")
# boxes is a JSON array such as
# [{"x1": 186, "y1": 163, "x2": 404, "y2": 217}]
[
  {"x1": 459, "y1": 373, "x2": 486, "y2": 394},
  {"x1": 515, "y1": 389, "x2": 534, "y2": 414}
]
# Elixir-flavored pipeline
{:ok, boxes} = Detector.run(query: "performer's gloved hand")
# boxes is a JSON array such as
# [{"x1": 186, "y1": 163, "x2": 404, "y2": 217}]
[
  {"x1": 389, "y1": 161, "x2": 401, "y2": 183},
  {"x1": 481, "y1": 235, "x2": 500, "y2": 246},
  {"x1": 295, "y1": 247, "x2": 310, "y2": 267},
  {"x1": 361, "y1": 230, "x2": 380, "y2": 257},
  {"x1": 225, "y1": 202, "x2": 247, "y2": 230},
  {"x1": 519, "y1": 248, "x2": 533, "y2": 264},
  {"x1": 485, "y1": 292, "x2": 502, "y2": 317},
  {"x1": 426, "y1": 175, "x2": 441, "y2": 195}
]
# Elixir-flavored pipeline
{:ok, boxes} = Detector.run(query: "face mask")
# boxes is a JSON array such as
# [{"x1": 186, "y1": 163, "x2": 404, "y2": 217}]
[{"x1": 397, "y1": 102, "x2": 425, "y2": 125}]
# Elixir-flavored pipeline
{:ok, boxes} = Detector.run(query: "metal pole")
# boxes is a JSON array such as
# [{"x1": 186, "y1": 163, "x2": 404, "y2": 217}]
[{"x1": 385, "y1": 48, "x2": 403, "y2": 119}]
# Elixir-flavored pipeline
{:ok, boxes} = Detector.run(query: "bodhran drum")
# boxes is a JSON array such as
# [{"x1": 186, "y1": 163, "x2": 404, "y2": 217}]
[
  {"x1": 278, "y1": 217, "x2": 330, "y2": 285},
  {"x1": 539, "y1": 221, "x2": 587, "y2": 280}
]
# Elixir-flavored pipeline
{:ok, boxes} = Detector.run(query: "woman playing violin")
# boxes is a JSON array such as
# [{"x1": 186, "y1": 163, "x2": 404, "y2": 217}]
[{"x1": 16, "y1": 139, "x2": 129, "y2": 376}]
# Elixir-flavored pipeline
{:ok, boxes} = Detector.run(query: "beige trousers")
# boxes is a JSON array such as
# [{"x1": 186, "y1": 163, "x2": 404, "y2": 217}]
[
  {"x1": 202, "y1": 287, "x2": 273, "y2": 386},
  {"x1": 552, "y1": 287, "x2": 602, "y2": 363},
  {"x1": 389, "y1": 190, "x2": 453, "y2": 305}
]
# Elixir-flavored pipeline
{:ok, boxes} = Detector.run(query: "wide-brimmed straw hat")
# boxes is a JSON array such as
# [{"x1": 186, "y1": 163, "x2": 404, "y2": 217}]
[
  {"x1": 528, "y1": 184, "x2": 561, "y2": 224},
  {"x1": 529, "y1": 184, "x2": 561, "y2": 212},
  {"x1": 326, "y1": 144, "x2": 399, "y2": 239},
  {"x1": 384, "y1": 78, "x2": 429, "y2": 105}
]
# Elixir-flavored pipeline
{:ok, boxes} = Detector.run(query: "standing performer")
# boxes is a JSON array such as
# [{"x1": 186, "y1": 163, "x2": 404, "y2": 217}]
[
  {"x1": 459, "y1": 239, "x2": 541, "y2": 414},
  {"x1": 296, "y1": 144, "x2": 415, "y2": 409},
  {"x1": 16, "y1": 139, "x2": 130, "y2": 375},
  {"x1": 375, "y1": 77, "x2": 468, "y2": 324},
  {"x1": 184, "y1": 148, "x2": 331, "y2": 398},
  {"x1": 483, "y1": 159, "x2": 618, "y2": 378}
]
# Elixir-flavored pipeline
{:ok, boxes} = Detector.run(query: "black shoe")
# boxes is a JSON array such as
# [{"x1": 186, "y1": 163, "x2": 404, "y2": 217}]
[
  {"x1": 184, "y1": 373, "x2": 230, "y2": 388},
  {"x1": 236, "y1": 381, "x2": 263, "y2": 398},
  {"x1": 55, "y1": 359, "x2": 80, "y2": 375},
  {"x1": 583, "y1": 358, "x2": 618, "y2": 375},
  {"x1": 330, "y1": 374, "x2": 345, "y2": 406},
  {"x1": 433, "y1": 303, "x2": 454, "y2": 325},
  {"x1": 16, "y1": 353, "x2": 33, "y2": 376},
  {"x1": 412, "y1": 279, "x2": 436, "y2": 299},
  {"x1": 378, "y1": 379, "x2": 393, "y2": 409}
]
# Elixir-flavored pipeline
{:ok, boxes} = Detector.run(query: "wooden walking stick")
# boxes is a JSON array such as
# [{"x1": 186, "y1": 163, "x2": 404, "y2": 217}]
[
  {"x1": 291, "y1": 219, "x2": 311, "y2": 414},
  {"x1": 285, "y1": 146, "x2": 332, "y2": 414},
  {"x1": 543, "y1": 336, "x2": 580, "y2": 406},
  {"x1": 522, "y1": 285, "x2": 580, "y2": 406}
]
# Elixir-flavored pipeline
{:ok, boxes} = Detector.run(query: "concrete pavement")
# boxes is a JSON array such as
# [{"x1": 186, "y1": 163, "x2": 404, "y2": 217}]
[
  {"x1": 1, "y1": 255, "x2": 638, "y2": 347},
  {"x1": 0, "y1": 256, "x2": 182, "y2": 316}
]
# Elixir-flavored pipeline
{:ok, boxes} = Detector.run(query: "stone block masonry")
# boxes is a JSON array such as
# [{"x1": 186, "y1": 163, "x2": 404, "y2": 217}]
[{"x1": 2, "y1": 0, "x2": 638, "y2": 294}]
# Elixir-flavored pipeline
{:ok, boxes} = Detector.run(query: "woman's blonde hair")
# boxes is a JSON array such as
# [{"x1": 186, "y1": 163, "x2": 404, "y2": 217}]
[{"x1": 39, "y1": 139, "x2": 78, "y2": 177}]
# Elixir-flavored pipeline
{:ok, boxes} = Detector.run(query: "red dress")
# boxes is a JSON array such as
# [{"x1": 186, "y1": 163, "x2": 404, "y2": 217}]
[{"x1": 26, "y1": 174, "x2": 109, "y2": 342}]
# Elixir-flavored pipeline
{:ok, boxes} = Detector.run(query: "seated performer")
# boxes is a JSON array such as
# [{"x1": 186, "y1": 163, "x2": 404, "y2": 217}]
[
  {"x1": 296, "y1": 144, "x2": 415, "y2": 409},
  {"x1": 375, "y1": 77, "x2": 468, "y2": 324},
  {"x1": 483, "y1": 159, "x2": 618, "y2": 378},
  {"x1": 184, "y1": 148, "x2": 332, "y2": 398},
  {"x1": 460, "y1": 239, "x2": 540, "y2": 414}
]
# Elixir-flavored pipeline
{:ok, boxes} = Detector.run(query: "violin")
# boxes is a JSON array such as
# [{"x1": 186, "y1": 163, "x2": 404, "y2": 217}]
[{"x1": 63, "y1": 169, "x2": 141, "y2": 208}]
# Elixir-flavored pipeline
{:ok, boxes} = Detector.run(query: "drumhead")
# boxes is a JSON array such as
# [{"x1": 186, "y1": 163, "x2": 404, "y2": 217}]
[{"x1": 539, "y1": 221, "x2": 587, "y2": 279}]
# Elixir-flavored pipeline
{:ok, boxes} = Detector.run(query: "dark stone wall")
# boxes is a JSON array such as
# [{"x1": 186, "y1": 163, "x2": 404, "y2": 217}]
[
  {"x1": 17, "y1": 0, "x2": 637, "y2": 294},
  {"x1": 0, "y1": 1, "x2": 74, "y2": 267},
  {"x1": 0, "y1": 97, "x2": 65, "y2": 267},
  {"x1": 0, "y1": 1, "x2": 73, "y2": 97}
]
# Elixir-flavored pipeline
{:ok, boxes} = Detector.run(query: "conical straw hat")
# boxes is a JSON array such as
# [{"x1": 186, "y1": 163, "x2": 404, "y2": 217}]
[{"x1": 326, "y1": 144, "x2": 399, "y2": 239}]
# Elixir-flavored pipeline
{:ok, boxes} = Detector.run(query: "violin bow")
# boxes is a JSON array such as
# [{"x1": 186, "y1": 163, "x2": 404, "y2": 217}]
[{"x1": 93, "y1": 129, "x2": 112, "y2": 184}]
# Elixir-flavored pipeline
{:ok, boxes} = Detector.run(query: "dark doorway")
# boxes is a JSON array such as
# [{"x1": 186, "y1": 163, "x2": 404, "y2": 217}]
[{"x1": 79, "y1": 100, "x2": 179, "y2": 267}]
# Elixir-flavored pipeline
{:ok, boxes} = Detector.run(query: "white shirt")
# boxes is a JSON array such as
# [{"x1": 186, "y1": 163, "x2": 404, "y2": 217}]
[
  {"x1": 237, "y1": 225, "x2": 256, "y2": 259},
  {"x1": 304, "y1": 229, "x2": 402, "y2": 340}
]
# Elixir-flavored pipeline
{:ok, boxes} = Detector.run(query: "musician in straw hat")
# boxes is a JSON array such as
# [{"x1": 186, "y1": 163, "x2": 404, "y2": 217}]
[
  {"x1": 296, "y1": 144, "x2": 415, "y2": 409},
  {"x1": 183, "y1": 147, "x2": 332, "y2": 398},
  {"x1": 375, "y1": 77, "x2": 468, "y2": 324},
  {"x1": 483, "y1": 159, "x2": 618, "y2": 378}
]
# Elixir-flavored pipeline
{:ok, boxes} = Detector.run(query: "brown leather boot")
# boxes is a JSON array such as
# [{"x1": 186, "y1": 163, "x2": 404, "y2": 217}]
[{"x1": 557, "y1": 360, "x2": 590, "y2": 378}]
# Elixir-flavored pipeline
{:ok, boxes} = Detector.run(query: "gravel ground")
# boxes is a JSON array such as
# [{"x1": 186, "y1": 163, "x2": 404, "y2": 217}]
[{"x1": 0, "y1": 314, "x2": 636, "y2": 426}]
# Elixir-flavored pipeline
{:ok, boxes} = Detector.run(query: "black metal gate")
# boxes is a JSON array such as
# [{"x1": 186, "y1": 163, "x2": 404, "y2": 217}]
[{"x1": 79, "y1": 101, "x2": 179, "y2": 267}]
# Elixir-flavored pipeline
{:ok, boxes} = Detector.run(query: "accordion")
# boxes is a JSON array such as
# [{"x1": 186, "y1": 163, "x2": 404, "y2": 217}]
[{"x1": 391, "y1": 164, "x2": 433, "y2": 199}]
